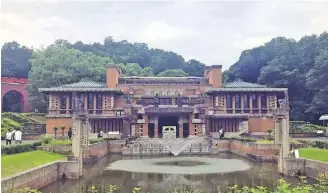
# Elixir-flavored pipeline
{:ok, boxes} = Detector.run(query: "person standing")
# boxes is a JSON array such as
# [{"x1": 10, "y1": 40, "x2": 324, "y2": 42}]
[
  {"x1": 68, "y1": 127, "x2": 72, "y2": 140},
  {"x1": 15, "y1": 129, "x2": 22, "y2": 144},
  {"x1": 219, "y1": 127, "x2": 223, "y2": 138},
  {"x1": 5, "y1": 130, "x2": 12, "y2": 145}
]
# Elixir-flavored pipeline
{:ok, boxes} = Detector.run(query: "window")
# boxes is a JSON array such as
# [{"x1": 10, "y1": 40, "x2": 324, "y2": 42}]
[
  {"x1": 195, "y1": 114, "x2": 200, "y2": 119},
  {"x1": 96, "y1": 93, "x2": 102, "y2": 109},
  {"x1": 252, "y1": 94, "x2": 258, "y2": 109},
  {"x1": 164, "y1": 98, "x2": 172, "y2": 105},
  {"x1": 60, "y1": 95, "x2": 67, "y2": 109},
  {"x1": 261, "y1": 93, "x2": 267, "y2": 109},
  {"x1": 116, "y1": 110, "x2": 124, "y2": 116},
  {"x1": 243, "y1": 94, "x2": 249, "y2": 109},
  {"x1": 235, "y1": 94, "x2": 241, "y2": 109},
  {"x1": 88, "y1": 94, "x2": 94, "y2": 109},
  {"x1": 226, "y1": 94, "x2": 232, "y2": 109},
  {"x1": 159, "y1": 98, "x2": 165, "y2": 105}
]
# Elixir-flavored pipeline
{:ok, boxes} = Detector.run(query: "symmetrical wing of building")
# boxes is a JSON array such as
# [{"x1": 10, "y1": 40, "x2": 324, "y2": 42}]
[{"x1": 39, "y1": 65, "x2": 288, "y2": 137}]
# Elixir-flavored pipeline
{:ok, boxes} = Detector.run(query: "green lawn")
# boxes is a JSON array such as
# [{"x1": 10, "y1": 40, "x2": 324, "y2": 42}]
[
  {"x1": 299, "y1": 148, "x2": 328, "y2": 162},
  {"x1": 1, "y1": 150, "x2": 66, "y2": 177}
]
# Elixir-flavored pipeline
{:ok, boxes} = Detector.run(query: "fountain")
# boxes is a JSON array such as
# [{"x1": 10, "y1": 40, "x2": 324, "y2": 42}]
[{"x1": 130, "y1": 126, "x2": 209, "y2": 156}]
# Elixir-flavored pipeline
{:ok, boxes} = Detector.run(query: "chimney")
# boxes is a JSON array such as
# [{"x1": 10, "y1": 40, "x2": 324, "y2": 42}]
[
  {"x1": 206, "y1": 65, "x2": 222, "y2": 88},
  {"x1": 106, "y1": 64, "x2": 121, "y2": 88}
]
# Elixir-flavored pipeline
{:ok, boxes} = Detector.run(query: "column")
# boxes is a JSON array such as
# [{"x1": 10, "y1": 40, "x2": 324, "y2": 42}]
[
  {"x1": 189, "y1": 113, "x2": 194, "y2": 137},
  {"x1": 179, "y1": 116, "x2": 183, "y2": 138},
  {"x1": 249, "y1": 94, "x2": 253, "y2": 113},
  {"x1": 66, "y1": 95, "x2": 70, "y2": 114},
  {"x1": 232, "y1": 95, "x2": 236, "y2": 114},
  {"x1": 142, "y1": 115, "x2": 148, "y2": 137},
  {"x1": 258, "y1": 93, "x2": 261, "y2": 114},
  {"x1": 154, "y1": 116, "x2": 158, "y2": 138},
  {"x1": 241, "y1": 93, "x2": 244, "y2": 113}
]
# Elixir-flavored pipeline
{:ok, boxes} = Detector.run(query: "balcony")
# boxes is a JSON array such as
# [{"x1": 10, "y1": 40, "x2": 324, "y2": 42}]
[{"x1": 144, "y1": 106, "x2": 194, "y2": 113}]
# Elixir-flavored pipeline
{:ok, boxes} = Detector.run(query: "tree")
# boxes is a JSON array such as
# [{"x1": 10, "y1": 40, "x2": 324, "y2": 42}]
[
  {"x1": 224, "y1": 32, "x2": 328, "y2": 123},
  {"x1": 119, "y1": 63, "x2": 154, "y2": 77},
  {"x1": 157, "y1": 69, "x2": 189, "y2": 77},
  {"x1": 28, "y1": 45, "x2": 113, "y2": 112},
  {"x1": 1, "y1": 41, "x2": 32, "y2": 78}
]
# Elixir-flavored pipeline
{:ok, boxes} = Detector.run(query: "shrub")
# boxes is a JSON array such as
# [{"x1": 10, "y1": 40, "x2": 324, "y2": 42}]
[
  {"x1": 314, "y1": 141, "x2": 328, "y2": 149},
  {"x1": 1, "y1": 142, "x2": 42, "y2": 155},
  {"x1": 230, "y1": 137, "x2": 257, "y2": 143},
  {"x1": 39, "y1": 135, "x2": 54, "y2": 145},
  {"x1": 48, "y1": 139, "x2": 72, "y2": 146},
  {"x1": 89, "y1": 138, "x2": 105, "y2": 144}
]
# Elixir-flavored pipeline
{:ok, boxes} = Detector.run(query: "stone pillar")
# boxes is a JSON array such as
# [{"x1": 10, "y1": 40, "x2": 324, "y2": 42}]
[
  {"x1": 123, "y1": 119, "x2": 130, "y2": 136},
  {"x1": 232, "y1": 95, "x2": 235, "y2": 114},
  {"x1": 93, "y1": 94, "x2": 96, "y2": 114},
  {"x1": 278, "y1": 118, "x2": 290, "y2": 174},
  {"x1": 66, "y1": 96, "x2": 70, "y2": 114},
  {"x1": 249, "y1": 94, "x2": 253, "y2": 113},
  {"x1": 154, "y1": 116, "x2": 158, "y2": 138},
  {"x1": 142, "y1": 115, "x2": 148, "y2": 137},
  {"x1": 258, "y1": 93, "x2": 261, "y2": 113},
  {"x1": 179, "y1": 116, "x2": 183, "y2": 138},
  {"x1": 241, "y1": 94, "x2": 244, "y2": 113},
  {"x1": 189, "y1": 113, "x2": 194, "y2": 137}
]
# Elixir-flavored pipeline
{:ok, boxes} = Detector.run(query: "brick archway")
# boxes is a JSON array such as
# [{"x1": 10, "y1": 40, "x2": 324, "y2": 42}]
[{"x1": 1, "y1": 77, "x2": 31, "y2": 112}]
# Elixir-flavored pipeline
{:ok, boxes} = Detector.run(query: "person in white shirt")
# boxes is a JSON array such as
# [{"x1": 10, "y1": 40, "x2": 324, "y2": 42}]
[
  {"x1": 14, "y1": 129, "x2": 22, "y2": 144},
  {"x1": 5, "y1": 131, "x2": 12, "y2": 145}
]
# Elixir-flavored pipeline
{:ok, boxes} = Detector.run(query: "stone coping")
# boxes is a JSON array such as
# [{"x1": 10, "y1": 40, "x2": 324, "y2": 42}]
[{"x1": 1, "y1": 160, "x2": 75, "y2": 181}]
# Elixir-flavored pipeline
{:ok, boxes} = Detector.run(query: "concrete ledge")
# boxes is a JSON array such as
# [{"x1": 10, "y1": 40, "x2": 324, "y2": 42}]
[
  {"x1": 285, "y1": 158, "x2": 328, "y2": 181},
  {"x1": 1, "y1": 161, "x2": 79, "y2": 192}
]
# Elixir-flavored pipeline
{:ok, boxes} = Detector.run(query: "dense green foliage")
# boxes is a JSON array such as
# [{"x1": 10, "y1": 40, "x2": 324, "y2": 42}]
[
  {"x1": 1, "y1": 112, "x2": 39, "y2": 136},
  {"x1": 224, "y1": 32, "x2": 328, "y2": 123},
  {"x1": 290, "y1": 121, "x2": 328, "y2": 132},
  {"x1": 1, "y1": 42, "x2": 32, "y2": 78},
  {"x1": 1, "y1": 141, "x2": 42, "y2": 155},
  {"x1": 157, "y1": 69, "x2": 189, "y2": 77},
  {"x1": 89, "y1": 138, "x2": 105, "y2": 144}
]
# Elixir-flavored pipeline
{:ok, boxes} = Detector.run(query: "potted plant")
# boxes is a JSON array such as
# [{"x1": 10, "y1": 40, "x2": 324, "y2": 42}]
[
  {"x1": 53, "y1": 127, "x2": 59, "y2": 139},
  {"x1": 61, "y1": 126, "x2": 66, "y2": 140}
]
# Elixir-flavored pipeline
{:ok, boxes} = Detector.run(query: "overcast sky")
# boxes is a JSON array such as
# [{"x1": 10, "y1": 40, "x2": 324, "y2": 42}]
[{"x1": 1, "y1": 0, "x2": 328, "y2": 70}]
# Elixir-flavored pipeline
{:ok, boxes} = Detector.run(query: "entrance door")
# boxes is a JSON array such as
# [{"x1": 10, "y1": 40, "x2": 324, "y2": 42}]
[
  {"x1": 183, "y1": 123, "x2": 189, "y2": 138},
  {"x1": 162, "y1": 126, "x2": 176, "y2": 139}
]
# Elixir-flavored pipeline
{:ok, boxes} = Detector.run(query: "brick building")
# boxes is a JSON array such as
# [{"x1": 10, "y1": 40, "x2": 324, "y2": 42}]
[{"x1": 39, "y1": 65, "x2": 288, "y2": 137}]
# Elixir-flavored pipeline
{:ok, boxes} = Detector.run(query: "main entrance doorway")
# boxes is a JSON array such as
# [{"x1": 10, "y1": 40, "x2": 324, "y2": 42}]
[{"x1": 158, "y1": 116, "x2": 179, "y2": 138}]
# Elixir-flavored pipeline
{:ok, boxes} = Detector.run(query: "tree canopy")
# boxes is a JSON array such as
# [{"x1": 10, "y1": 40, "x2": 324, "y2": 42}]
[
  {"x1": 224, "y1": 32, "x2": 328, "y2": 123},
  {"x1": 157, "y1": 69, "x2": 189, "y2": 77}
]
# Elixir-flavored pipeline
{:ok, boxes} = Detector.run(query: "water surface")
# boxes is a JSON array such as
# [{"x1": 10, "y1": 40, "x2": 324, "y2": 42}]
[{"x1": 40, "y1": 153, "x2": 309, "y2": 193}]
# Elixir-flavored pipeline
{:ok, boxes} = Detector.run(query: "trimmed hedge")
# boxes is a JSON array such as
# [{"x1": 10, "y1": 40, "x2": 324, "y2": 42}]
[
  {"x1": 1, "y1": 142, "x2": 42, "y2": 155},
  {"x1": 230, "y1": 137, "x2": 257, "y2": 143},
  {"x1": 1, "y1": 112, "x2": 40, "y2": 136},
  {"x1": 297, "y1": 139, "x2": 328, "y2": 149},
  {"x1": 89, "y1": 138, "x2": 105, "y2": 144}
]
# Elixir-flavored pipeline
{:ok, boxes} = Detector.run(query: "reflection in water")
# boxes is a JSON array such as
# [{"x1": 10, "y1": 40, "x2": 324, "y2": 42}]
[{"x1": 39, "y1": 153, "x2": 311, "y2": 193}]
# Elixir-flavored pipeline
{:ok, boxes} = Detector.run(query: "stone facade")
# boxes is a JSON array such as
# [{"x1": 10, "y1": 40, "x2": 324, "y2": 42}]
[{"x1": 39, "y1": 65, "x2": 288, "y2": 138}]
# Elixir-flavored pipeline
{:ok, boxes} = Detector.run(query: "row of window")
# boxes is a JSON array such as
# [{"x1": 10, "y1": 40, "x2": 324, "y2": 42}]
[
  {"x1": 225, "y1": 93, "x2": 267, "y2": 109},
  {"x1": 59, "y1": 93, "x2": 103, "y2": 109}
]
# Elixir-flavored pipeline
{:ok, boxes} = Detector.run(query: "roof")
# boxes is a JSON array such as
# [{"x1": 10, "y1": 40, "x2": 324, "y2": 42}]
[
  {"x1": 207, "y1": 80, "x2": 287, "y2": 94},
  {"x1": 223, "y1": 81, "x2": 266, "y2": 88},
  {"x1": 120, "y1": 76, "x2": 203, "y2": 79},
  {"x1": 38, "y1": 80, "x2": 122, "y2": 93},
  {"x1": 319, "y1": 115, "x2": 328, "y2": 121}
]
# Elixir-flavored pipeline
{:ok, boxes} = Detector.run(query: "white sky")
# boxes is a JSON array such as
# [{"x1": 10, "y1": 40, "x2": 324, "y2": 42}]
[{"x1": 1, "y1": 0, "x2": 328, "y2": 70}]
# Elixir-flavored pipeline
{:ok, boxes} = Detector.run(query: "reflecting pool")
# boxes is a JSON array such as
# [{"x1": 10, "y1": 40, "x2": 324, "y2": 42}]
[{"x1": 40, "y1": 153, "x2": 311, "y2": 193}]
